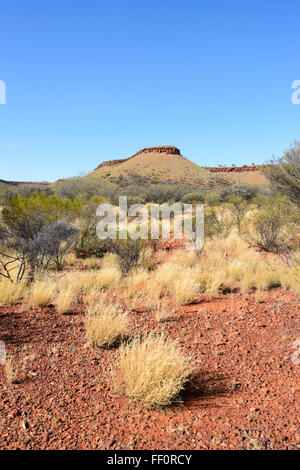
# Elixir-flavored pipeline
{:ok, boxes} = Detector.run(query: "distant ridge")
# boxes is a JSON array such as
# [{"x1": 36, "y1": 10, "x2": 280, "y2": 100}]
[{"x1": 205, "y1": 165, "x2": 269, "y2": 186}]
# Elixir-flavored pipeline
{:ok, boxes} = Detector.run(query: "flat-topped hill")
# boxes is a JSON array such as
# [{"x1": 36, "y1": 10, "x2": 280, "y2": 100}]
[{"x1": 91, "y1": 146, "x2": 229, "y2": 188}]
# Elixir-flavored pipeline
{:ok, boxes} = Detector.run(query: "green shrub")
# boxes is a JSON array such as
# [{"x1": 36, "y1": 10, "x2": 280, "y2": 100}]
[
  {"x1": 182, "y1": 192, "x2": 204, "y2": 203},
  {"x1": 243, "y1": 195, "x2": 299, "y2": 252}
]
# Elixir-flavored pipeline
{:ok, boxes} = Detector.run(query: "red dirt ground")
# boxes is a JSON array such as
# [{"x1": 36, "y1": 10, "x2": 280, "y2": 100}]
[{"x1": 0, "y1": 289, "x2": 299, "y2": 450}]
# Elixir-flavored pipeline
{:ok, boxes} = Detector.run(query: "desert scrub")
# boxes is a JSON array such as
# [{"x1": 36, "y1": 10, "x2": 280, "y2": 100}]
[
  {"x1": 85, "y1": 305, "x2": 128, "y2": 348},
  {"x1": 117, "y1": 333, "x2": 193, "y2": 407}
]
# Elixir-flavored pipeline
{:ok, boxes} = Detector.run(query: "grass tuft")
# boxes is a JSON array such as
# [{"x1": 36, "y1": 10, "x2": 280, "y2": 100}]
[
  {"x1": 85, "y1": 305, "x2": 128, "y2": 348},
  {"x1": 117, "y1": 333, "x2": 193, "y2": 407}
]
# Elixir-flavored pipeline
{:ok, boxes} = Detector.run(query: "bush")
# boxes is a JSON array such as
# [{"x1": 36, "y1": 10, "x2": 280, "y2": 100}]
[
  {"x1": 54, "y1": 176, "x2": 117, "y2": 201},
  {"x1": 243, "y1": 196, "x2": 298, "y2": 252},
  {"x1": 227, "y1": 195, "x2": 248, "y2": 235},
  {"x1": 204, "y1": 208, "x2": 227, "y2": 239},
  {"x1": 181, "y1": 192, "x2": 204, "y2": 204},
  {"x1": 105, "y1": 235, "x2": 146, "y2": 273},
  {"x1": 117, "y1": 333, "x2": 193, "y2": 407},
  {"x1": 0, "y1": 194, "x2": 81, "y2": 281},
  {"x1": 263, "y1": 141, "x2": 300, "y2": 206},
  {"x1": 30, "y1": 221, "x2": 79, "y2": 271},
  {"x1": 1, "y1": 193, "x2": 80, "y2": 226},
  {"x1": 219, "y1": 184, "x2": 258, "y2": 202},
  {"x1": 75, "y1": 226, "x2": 109, "y2": 258}
]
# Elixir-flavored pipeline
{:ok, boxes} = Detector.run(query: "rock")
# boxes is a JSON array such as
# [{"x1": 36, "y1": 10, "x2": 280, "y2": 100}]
[{"x1": 21, "y1": 420, "x2": 29, "y2": 431}]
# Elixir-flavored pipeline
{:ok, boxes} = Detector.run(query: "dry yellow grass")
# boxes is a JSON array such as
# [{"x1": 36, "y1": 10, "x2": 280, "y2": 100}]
[
  {"x1": 184, "y1": 232, "x2": 294, "y2": 297},
  {"x1": 83, "y1": 288, "x2": 109, "y2": 311},
  {"x1": 154, "y1": 300, "x2": 172, "y2": 323},
  {"x1": 5, "y1": 355, "x2": 18, "y2": 385},
  {"x1": 169, "y1": 277, "x2": 199, "y2": 305},
  {"x1": 95, "y1": 267, "x2": 121, "y2": 289},
  {"x1": 63, "y1": 252, "x2": 78, "y2": 267},
  {"x1": 26, "y1": 280, "x2": 57, "y2": 308},
  {"x1": 154, "y1": 262, "x2": 198, "y2": 304},
  {"x1": 56, "y1": 271, "x2": 90, "y2": 296},
  {"x1": 117, "y1": 333, "x2": 193, "y2": 407},
  {"x1": 143, "y1": 278, "x2": 165, "y2": 311},
  {"x1": 82, "y1": 257, "x2": 99, "y2": 269},
  {"x1": 85, "y1": 305, "x2": 128, "y2": 348},
  {"x1": 54, "y1": 287, "x2": 77, "y2": 314},
  {"x1": 102, "y1": 253, "x2": 120, "y2": 269},
  {"x1": 154, "y1": 263, "x2": 183, "y2": 288},
  {"x1": 138, "y1": 247, "x2": 155, "y2": 271},
  {"x1": 278, "y1": 266, "x2": 300, "y2": 296},
  {"x1": 179, "y1": 231, "x2": 300, "y2": 296},
  {"x1": 168, "y1": 249, "x2": 198, "y2": 266},
  {"x1": 54, "y1": 267, "x2": 121, "y2": 298},
  {"x1": 124, "y1": 270, "x2": 149, "y2": 298},
  {"x1": 0, "y1": 279, "x2": 26, "y2": 305}
]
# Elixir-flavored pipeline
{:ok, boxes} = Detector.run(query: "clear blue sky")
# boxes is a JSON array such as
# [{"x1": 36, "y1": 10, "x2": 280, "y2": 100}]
[{"x1": 0, "y1": 0, "x2": 299, "y2": 182}]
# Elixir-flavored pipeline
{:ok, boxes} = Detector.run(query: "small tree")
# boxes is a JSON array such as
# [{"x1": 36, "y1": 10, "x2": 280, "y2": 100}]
[
  {"x1": 243, "y1": 196, "x2": 299, "y2": 253},
  {"x1": 29, "y1": 221, "x2": 79, "y2": 271},
  {"x1": 263, "y1": 142, "x2": 300, "y2": 206},
  {"x1": 105, "y1": 235, "x2": 146, "y2": 273},
  {"x1": 0, "y1": 194, "x2": 80, "y2": 281},
  {"x1": 204, "y1": 207, "x2": 227, "y2": 239},
  {"x1": 227, "y1": 195, "x2": 248, "y2": 235}
]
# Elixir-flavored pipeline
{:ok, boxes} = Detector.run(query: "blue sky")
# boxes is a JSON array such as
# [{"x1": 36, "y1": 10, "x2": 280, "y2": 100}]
[{"x1": 0, "y1": 0, "x2": 299, "y2": 182}]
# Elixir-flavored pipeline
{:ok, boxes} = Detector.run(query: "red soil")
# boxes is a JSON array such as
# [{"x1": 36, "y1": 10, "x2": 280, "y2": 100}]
[{"x1": 0, "y1": 289, "x2": 299, "y2": 450}]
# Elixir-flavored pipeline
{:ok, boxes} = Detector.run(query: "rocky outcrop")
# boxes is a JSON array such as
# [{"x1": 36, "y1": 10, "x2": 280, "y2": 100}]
[
  {"x1": 95, "y1": 158, "x2": 130, "y2": 169},
  {"x1": 137, "y1": 146, "x2": 181, "y2": 155},
  {"x1": 95, "y1": 146, "x2": 181, "y2": 170},
  {"x1": 206, "y1": 165, "x2": 266, "y2": 173}
]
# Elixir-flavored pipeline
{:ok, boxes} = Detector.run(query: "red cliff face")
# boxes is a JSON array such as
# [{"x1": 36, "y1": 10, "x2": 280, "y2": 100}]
[
  {"x1": 95, "y1": 158, "x2": 129, "y2": 169},
  {"x1": 95, "y1": 146, "x2": 181, "y2": 169},
  {"x1": 137, "y1": 146, "x2": 181, "y2": 155},
  {"x1": 206, "y1": 165, "x2": 266, "y2": 173}
]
